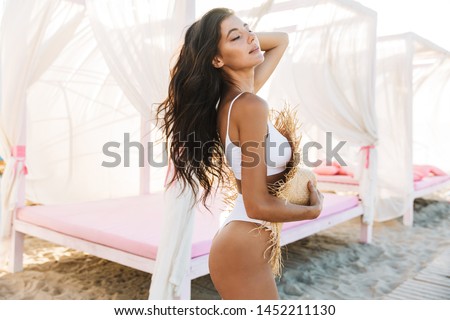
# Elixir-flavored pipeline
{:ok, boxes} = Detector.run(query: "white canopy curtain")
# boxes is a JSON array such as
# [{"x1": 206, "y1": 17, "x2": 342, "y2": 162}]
[
  {"x1": 411, "y1": 36, "x2": 450, "y2": 173},
  {"x1": 0, "y1": 0, "x2": 84, "y2": 269},
  {"x1": 24, "y1": 0, "x2": 191, "y2": 205},
  {"x1": 86, "y1": 0, "x2": 192, "y2": 195},
  {"x1": 374, "y1": 33, "x2": 450, "y2": 222},
  {"x1": 0, "y1": 0, "x2": 197, "y2": 297},
  {"x1": 26, "y1": 17, "x2": 142, "y2": 204},
  {"x1": 251, "y1": 0, "x2": 378, "y2": 224}
]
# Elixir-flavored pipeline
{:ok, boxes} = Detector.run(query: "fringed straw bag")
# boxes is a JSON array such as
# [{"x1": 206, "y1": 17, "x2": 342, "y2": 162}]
[{"x1": 263, "y1": 104, "x2": 318, "y2": 277}]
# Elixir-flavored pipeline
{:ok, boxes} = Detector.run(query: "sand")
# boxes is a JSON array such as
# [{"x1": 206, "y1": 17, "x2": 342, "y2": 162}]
[{"x1": 0, "y1": 194, "x2": 449, "y2": 300}]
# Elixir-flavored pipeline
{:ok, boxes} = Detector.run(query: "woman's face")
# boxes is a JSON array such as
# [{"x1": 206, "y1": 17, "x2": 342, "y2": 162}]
[{"x1": 213, "y1": 15, "x2": 264, "y2": 71}]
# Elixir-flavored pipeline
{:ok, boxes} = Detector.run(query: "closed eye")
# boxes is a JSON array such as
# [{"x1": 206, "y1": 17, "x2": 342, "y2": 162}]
[{"x1": 232, "y1": 36, "x2": 240, "y2": 41}]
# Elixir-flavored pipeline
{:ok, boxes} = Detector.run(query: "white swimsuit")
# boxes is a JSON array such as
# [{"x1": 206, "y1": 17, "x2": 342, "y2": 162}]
[{"x1": 219, "y1": 92, "x2": 292, "y2": 228}]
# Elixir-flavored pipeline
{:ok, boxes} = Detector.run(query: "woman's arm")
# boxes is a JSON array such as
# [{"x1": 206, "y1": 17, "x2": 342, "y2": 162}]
[
  {"x1": 254, "y1": 32, "x2": 289, "y2": 93},
  {"x1": 235, "y1": 93, "x2": 323, "y2": 223}
]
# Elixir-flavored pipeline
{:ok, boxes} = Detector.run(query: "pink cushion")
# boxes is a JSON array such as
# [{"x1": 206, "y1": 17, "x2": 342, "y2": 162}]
[
  {"x1": 314, "y1": 161, "x2": 354, "y2": 177},
  {"x1": 414, "y1": 165, "x2": 432, "y2": 177},
  {"x1": 414, "y1": 165, "x2": 448, "y2": 177},
  {"x1": 332, "y1": 161, "x2": 354, "y2": 177},
  {"x1": 413, "y1": 172, "x2": 423, "y2": 182},
  {"x1": 337, "y1": 167, "x2": 354, "y2": 177},
  {"x1": 413, "y1": 175, "x2": 450, "y2": 191},
  {"x1": 282, "y1": 193, "x2": 359, "y2": 231},
  {"x1": 313, "y1": 165, "x2": 339, "y2": 175},
  {"x1": 332, "y1": 161, "x2": 342, "y2": 168},
  {"x1": 429, "y1": 166, "x2": 447, "y2": 176},
  {"x1": 316, "y1": 175, "x2": 359, "y2": 185},
  {"x1": 17, "y1": 192, "x2": 222, "y2": 260}
]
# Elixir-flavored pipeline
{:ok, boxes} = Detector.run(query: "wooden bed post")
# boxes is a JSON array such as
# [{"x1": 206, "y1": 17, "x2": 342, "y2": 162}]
[
  {"x1": 140, "y1": 116, "x2": 151, "y2": 195},
  {"x1": 9, "y1": 148, "x2": 27, "y2": 273},
  {"x1": 179, "y1": 275, "x2": 192, "y2": 300},
  {"x1": 403, "y1": 203, "x2": 414, "y2": 227},
  {"x1": 9, "y1": 230, "x2": 24, "y2": 273},
  {"x1": 360, "y1": 221, "x2": 372, "y2": 244}
]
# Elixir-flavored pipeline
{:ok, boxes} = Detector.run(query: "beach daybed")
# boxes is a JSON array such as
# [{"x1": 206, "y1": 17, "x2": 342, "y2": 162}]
[
  {"x1": 376, "y1": 33, "x2": 450, "y2": 225},
  {"x1": 317, "y1": 169, "x2": 450, "y2": 196},
  {"x1": 10, "y1": 188, "x2": 370, "y2": 299},
  {"x1": 315, "y1": 166, "x2": 450, "y2": 226},
  {"x1": 315, "y1": 163, "x2": 450, "y2": 196},
  {"x1": 314, "y1": 162, "x2": 360, "y2": 193},
  {"x1": 312, "y1": 33, "x2": 450, "y2": 226},
  {"x1": 315, "y1": 33, "x2": 450, "y2": 226}
]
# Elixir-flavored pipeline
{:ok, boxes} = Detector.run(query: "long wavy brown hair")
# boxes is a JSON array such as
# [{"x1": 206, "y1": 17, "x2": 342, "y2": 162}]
[{"x1": 157, "y1": 8, "x2": 236, "y2": 207}]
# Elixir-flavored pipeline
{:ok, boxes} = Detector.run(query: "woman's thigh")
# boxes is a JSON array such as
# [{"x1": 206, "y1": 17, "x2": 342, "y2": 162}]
[{"x1": 209, "y1": 221, "x2": 279, "y2": 300}]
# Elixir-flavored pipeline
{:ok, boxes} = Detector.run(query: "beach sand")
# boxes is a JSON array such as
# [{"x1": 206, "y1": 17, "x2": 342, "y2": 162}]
[{"x1": 0, "y1": 194, "x2": 449, "y2": 300}]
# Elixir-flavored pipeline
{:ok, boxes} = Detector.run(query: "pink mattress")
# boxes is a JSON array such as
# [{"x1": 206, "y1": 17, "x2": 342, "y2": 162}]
[
  {"x1": 318, "y1": 173, "x2": 450, "y2": 191},
  {"x1": 414, "y1": 175, "x2": 450, "y2": 191},
  {"x1": 282, "y1": 193, "x2": 359, "y2": 231},
  {"x1": 316, "y1": 175, "x2": 359, "y2": 185},
  {"x1": 17, "y1": 193, "x2": 222, "y2": 260},
  {"x1": 18, "y1": 192, "x2": 359, "y2": 260}
]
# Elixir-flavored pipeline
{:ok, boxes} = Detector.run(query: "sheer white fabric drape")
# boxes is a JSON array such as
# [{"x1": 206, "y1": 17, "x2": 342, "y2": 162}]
[
  {"x1": 412, "y1": 37, "x2": 450, "y2": 173},
  {"x1": 375, "y1": 33, "x2": 450, "y2": 221},
  {"x1": 259, "y1": 0, "x2": 378, "y2": 224},
  {"x1": 86, "y1": 0, "x2": 192, "y2": 118},
  {"x1": 86, "y1": 0, "x2": 191, "y2": 195},
  {"x1": 0, "y1": 0, "x2": 84, "y2": 268},
  {"x1": 26, "y1": 19, "x2": 142, "y2": 204},
  {"x1": 374, "y1": 35, "x2": 414, "y2": 221}
]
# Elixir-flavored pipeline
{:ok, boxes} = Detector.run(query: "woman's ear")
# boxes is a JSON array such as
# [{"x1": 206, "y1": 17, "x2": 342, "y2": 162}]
[{"x1": 212, "y1": 56, "x2": 224, "y2": 68}]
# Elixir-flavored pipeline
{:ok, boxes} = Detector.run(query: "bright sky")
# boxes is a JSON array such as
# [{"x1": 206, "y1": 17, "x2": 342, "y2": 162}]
[
  {"x1": 356, "y1": 0, "x2": 450, "y2": 51},
  {"x1": 196, "y1": 0, "x2": 450, "y2": 51}
]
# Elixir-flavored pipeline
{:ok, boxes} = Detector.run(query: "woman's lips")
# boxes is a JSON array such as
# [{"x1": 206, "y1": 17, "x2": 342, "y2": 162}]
[{"x1": 249, "y1": 47, "x2": 260, "y2": 54}]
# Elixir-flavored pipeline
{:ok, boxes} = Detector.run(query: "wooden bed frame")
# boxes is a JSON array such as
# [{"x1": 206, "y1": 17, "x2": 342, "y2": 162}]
[
  {"x1": 9, "y1": 174, "x2": 371, "y2": 299},
  {"x1": 316, "y1": 174, "x2": 450, "y2": 227}
]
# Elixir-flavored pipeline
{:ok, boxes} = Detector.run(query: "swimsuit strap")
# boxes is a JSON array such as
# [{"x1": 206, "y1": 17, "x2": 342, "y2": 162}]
[{"x1": 226, "y1": 92, "x2": 246, "y2": 143}]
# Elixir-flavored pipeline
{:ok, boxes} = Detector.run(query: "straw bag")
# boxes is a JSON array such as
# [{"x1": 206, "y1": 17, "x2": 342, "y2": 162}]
[
  {"x1": 265, "y1": 103, "x2": 316, "y2": 206},
  {"x1": 268, "y1": 166, "x2": 317, "y2": 206}
]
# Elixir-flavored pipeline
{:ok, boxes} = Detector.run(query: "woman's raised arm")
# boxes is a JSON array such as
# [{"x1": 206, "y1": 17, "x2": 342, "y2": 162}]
[{"x1": 254, "y1": 32, "x2": 289, "y2": 93}]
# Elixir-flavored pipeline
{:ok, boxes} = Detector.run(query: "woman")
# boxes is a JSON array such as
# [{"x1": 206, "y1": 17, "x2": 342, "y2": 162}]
[{"x1": 158, "y1": 8, "x2": 323, "y2": 300}]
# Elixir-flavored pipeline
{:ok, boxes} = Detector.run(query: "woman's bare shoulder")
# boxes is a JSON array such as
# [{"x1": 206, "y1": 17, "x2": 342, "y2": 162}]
[{"x1": 234, "y1": 92, "x2": 269, "y2": 121}]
